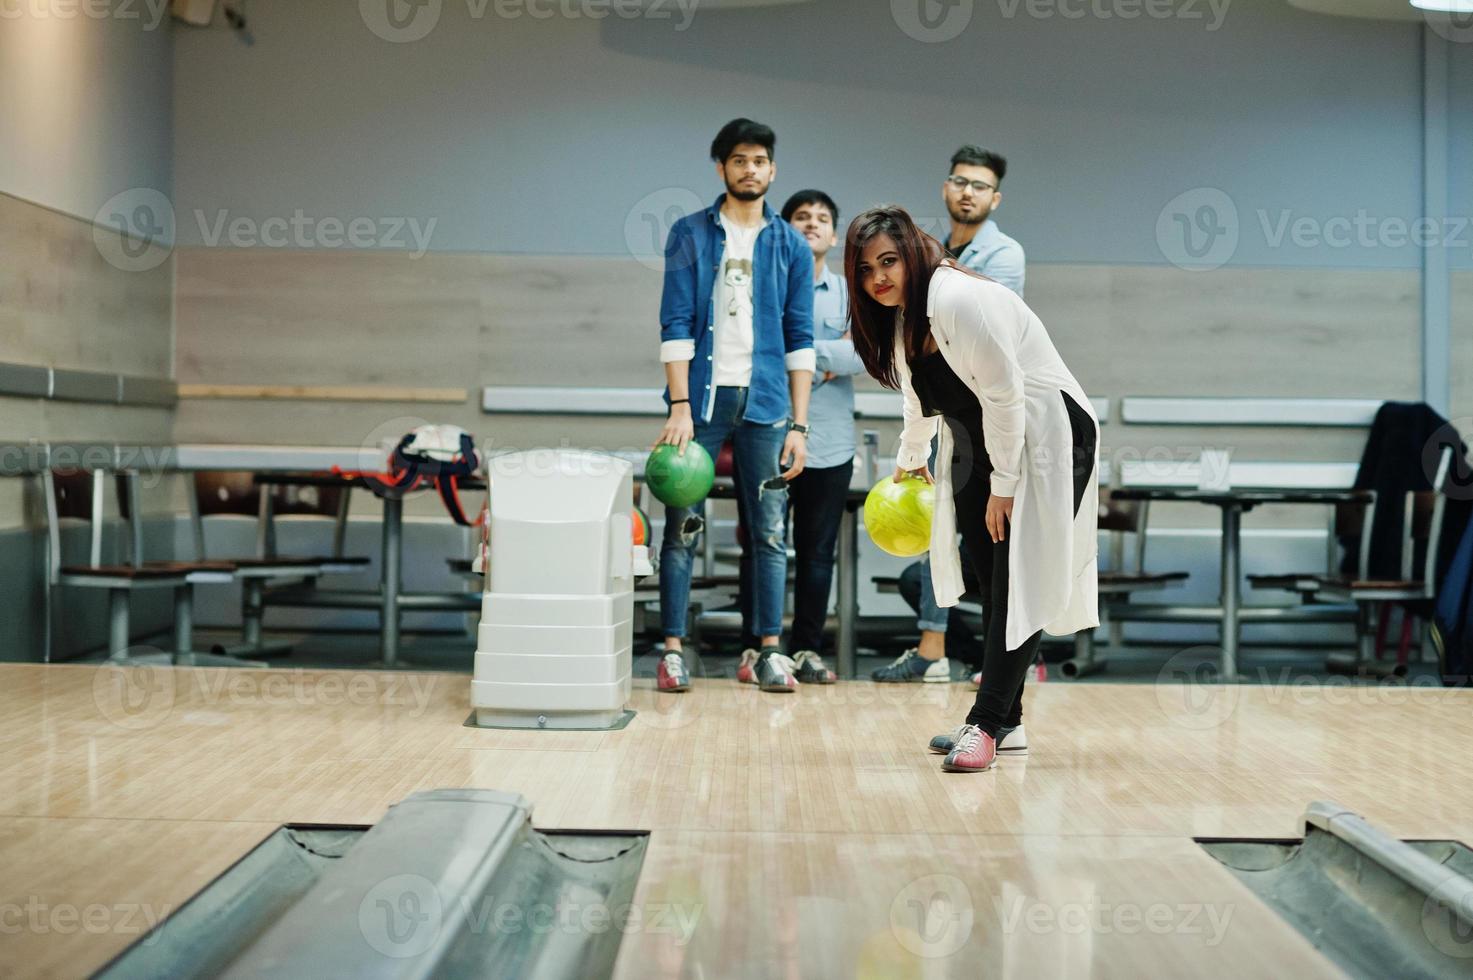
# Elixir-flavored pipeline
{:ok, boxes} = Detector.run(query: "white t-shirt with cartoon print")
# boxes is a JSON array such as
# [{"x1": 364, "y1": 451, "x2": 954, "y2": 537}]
[{"x1": 712, "y1": 213, "x2": 760, "y2": 387}]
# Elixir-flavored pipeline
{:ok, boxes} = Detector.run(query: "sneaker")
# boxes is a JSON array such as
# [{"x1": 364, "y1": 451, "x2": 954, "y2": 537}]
[
  {"x1": 928, "y1": 724, "x2": 1026, "y2": 756},
  {"x1": 792, "y1": 650, "x2": 836, "y2": 684},
  {"x1": 969, "y1": 670, "x2": 982, "y2": 688},
  {"x1": 657, "y1": 651, "x2": 690, "y2": 692},
  {"x1": 735, "y1": 648, "x2": 761, "y2": 685},
  {"x1": 755, "y1": 649, "x2": 799, "y2": 692},
  {"x1": 942, "y1": 724, "x2": 997, "y2": 773},
  {"x1": 871, "y1": 649, "x2": 950, "y2": 683}
]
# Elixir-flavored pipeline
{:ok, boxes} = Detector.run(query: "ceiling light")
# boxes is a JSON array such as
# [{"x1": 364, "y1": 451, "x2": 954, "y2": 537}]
[{"x1": 1410, "y1": 0, "x2": 1473, "y2": 12}]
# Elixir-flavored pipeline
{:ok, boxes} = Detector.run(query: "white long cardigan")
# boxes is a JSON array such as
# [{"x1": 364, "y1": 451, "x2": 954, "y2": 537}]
[{"x1": 893, "y1": 265, "x2": 1100, "y2": 649}]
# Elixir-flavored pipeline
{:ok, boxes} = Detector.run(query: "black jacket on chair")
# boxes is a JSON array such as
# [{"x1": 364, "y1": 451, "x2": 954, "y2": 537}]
[{"x1": 1342, "y1": 401, "x2": 1471, "y2": 582}]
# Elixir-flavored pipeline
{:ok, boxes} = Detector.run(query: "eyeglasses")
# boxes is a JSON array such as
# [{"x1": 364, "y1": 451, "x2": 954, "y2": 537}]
[{"x1": 945, "y1": 175, "x2": 996, "y2": 194}]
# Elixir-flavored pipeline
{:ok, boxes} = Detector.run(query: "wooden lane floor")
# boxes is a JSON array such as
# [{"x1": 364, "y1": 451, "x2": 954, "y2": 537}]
[{"x1": 2, "y1": 662, "x2": 1471, "y2": 976}]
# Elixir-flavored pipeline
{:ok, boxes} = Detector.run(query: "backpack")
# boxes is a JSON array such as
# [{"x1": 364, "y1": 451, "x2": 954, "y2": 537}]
[{"x1": 349, "y1": 425, "x2": 482, "y2": 527}]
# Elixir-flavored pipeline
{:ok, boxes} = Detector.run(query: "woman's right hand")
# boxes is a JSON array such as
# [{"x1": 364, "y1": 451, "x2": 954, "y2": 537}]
[
  {"x1": 893, "y1": 464, "x2": 934, "y2": 485},
  {"x1": 655, "y1": 404, "x2": 694, "y2": 452}
]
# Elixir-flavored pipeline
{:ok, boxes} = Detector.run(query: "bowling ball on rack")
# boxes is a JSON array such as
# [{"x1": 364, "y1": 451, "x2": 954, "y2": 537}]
[
  {"x1": 630, "y1": 507, "x2": 651, "y2": 546},
  {"x1": 863, "y1": 474, "x2": 935, "y2": 557},
  {"x1": 645, "y1": 442, "x2": 715, "y2": 509}
]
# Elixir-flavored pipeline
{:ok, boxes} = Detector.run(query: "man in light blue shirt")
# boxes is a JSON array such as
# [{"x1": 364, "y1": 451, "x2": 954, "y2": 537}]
[
  {"x1": 942, "y1": 145, "x2": 1024, "y2": 293},
  {"x1": 875, "y1": 146, "x2": 1027, "y2": 686},
  {"x1": 734, "y1": 190, "x2": 861, "y2": 683}
]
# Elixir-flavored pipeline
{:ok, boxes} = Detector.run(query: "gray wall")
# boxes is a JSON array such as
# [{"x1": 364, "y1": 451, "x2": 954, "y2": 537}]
[
  {"x1": 0, "y1": 4, "x2": 173, "y2": 225},
  {"x1": 0, "y1": 8, "x2": 175, "y2": 660},
  {"x1": 1451, "y1": 42, "x2": 1473, "y2": 428},
  {"x1": 174, "y1": 0, "x2": 1430, "y2": 269}
]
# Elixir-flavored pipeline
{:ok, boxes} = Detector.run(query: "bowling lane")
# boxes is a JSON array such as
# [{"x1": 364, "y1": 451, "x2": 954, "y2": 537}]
[{"x1": 613, "y1": 830, "x2": 1345, "y2": 980}]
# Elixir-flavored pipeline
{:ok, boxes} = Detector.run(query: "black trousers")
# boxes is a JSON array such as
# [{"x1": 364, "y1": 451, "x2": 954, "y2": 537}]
[
  {"x1": 736, "y1": 459, "x2": 854, "y2": 652},
  {"x1": 963, "y1": 390, "x2": 1097, "y2": 735},
  {"x1": 953, "y1": 476, "x2": 1035, "y2": 732}
]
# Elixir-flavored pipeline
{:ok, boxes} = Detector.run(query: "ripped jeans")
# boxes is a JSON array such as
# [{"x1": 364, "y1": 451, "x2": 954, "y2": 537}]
[{"x1": 659, "y1": 386, "x2": 790, "y2": 639}]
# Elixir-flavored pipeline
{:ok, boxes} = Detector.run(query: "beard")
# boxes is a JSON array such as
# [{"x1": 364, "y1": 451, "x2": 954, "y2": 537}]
[
  {"x1": 726, "y1": 176, "x2": 769, "y2": 202},
  {"x1": 947, "y1": 199, "x2": 991, "y2": 226}
]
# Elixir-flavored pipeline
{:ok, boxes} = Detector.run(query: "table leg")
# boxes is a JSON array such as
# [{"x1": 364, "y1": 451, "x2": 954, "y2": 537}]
[
  {"x1": 381, "y1": 496, "x2": 403, "y2": 667},
  {"x1": 837, "y1": 504, "x2": 858, "y2": 680},
  {"x1": 1219, "y1": 503, "x2": 1243, "y2": 680}
]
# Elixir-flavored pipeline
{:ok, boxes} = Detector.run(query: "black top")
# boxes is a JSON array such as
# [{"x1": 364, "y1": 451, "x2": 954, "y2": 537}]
[{"x1": 908, "y1": 348, "x2": 990, "y2": 482}]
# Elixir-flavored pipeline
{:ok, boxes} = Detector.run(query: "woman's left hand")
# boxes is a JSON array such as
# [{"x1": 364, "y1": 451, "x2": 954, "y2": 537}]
[{"x1": 986, "y1": 494, "x2": 1014, "y2": 543}]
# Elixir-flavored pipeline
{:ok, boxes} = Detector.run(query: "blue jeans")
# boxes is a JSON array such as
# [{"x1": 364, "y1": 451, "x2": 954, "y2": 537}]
[
  {"x1": 736, "y1": 458, "x2": 853, "y2": 653},
  {"x1": 901, "y1": 553, "x2": 984, "y2": 667},
  {"x1": 915, "y1": 555, "x2": 950, "y2": 633},
  {"x1": 660, "y1": 386, "x2": 789, "y2": 639}
]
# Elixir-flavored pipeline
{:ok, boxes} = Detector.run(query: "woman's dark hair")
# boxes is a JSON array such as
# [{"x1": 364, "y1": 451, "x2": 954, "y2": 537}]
[
  {"x1": 780, "y1": 189, "x2": 839, "y2": 227},
  {"x1": 710, "y1": 118, "x2": 776, "y2": 163},
  {"x1": 842, "y1": 206, "x2": 947, "y2": 390}
]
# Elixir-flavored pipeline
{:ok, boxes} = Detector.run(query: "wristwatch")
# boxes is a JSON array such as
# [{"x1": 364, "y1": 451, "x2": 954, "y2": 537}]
[{"x1": 789, "y1": 422, "x2": 809, "y2": 436}]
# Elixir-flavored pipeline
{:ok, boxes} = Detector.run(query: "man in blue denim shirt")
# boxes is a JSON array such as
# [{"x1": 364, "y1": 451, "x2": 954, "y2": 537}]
[
  {"x1": 733, "y1": 190, "x2": 861, "y2": 686},
  {"x1": 875, "y1": 145, "x2": 1027, "y2": 688},
  {"x1": 653, "y1": 118, "x2": 816, "y2": 694}
]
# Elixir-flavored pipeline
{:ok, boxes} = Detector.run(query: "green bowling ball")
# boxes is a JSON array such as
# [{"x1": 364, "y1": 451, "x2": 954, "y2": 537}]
[
  {"x1": 864, "y1": 474, "x2": 935, "y2": 557},
  {"x1": 645, "y1": 442, "x2": 715, "y2": 509}
]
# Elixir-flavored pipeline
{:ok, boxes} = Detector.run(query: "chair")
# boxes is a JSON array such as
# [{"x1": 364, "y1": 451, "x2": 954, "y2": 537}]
[
  {"x1": 1317, "y1": 460, "x2": 1451, "y2": 675},
  {"x1": 1247, "y1": 495, "x2": 1375, "y2": 600},
  {"x1": 1063, "y1": 493, "x2": 1190, "y2": 678},
  {"x1": 189, "y1": 472, "x2": 369, "y2": 655},
  {"x1": 114, "y1": 470, "x2": 279, "y2": 667},
  {"x1": 43, "y1": 467, "x2": 199, "y2": 665}
]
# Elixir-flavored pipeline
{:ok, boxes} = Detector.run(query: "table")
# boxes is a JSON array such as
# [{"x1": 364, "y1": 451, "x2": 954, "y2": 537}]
[
  {"x1": 255, "y1": 472, "x2": 486, "y2": 667},
  {"x1": 1110, "y1": 487, "x2": 1373, "y2": 678}
]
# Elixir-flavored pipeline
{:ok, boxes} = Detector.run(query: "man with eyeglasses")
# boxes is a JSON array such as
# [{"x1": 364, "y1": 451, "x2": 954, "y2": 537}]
[
  {"x1": 940, "y1": 145, "x2": 1024, "y2": 295},
  {"x1": 874, "y1": 145, "x2": 1026, "y2": 694}
]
